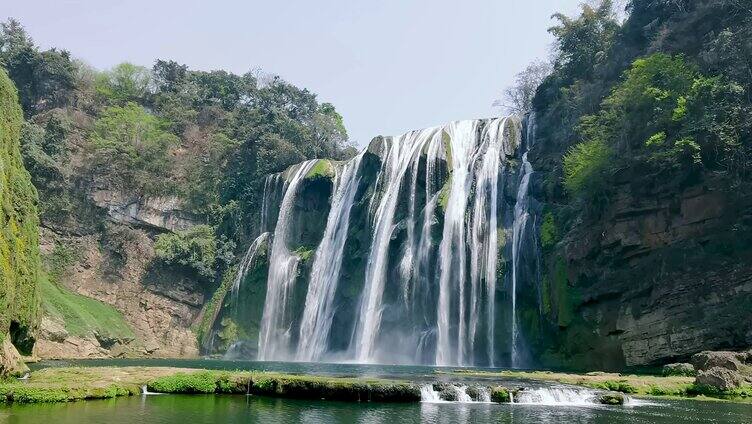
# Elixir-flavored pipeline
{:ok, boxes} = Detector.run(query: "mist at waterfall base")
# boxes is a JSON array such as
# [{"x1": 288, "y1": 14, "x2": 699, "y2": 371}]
[{"x1": 222, "y1": 115, "x2": 542, "y2": 367}]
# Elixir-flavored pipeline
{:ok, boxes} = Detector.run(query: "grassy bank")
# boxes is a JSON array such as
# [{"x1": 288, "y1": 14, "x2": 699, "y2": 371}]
[
  {"x1": 0, "y1": 367, "x2": 420, "y2": 404},
  {"x1": 39, "y1": 275, "x2": 135, "y2": 341},
  {"x1": 451, "y1": 370, "x2": 752, "y2": 403}
]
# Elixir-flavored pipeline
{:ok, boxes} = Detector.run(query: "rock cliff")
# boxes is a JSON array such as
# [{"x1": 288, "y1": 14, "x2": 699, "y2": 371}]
[{"x1": 527, "y1": 149, "x2": 752, "y2": 369}]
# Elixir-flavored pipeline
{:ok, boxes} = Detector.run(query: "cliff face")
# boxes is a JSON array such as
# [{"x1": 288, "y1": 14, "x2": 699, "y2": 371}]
[
  {"x1": 527, "y1": 147, "x2": 752, "y2": 370},
  {"x1": 0, "y1": 69, "x2": 41, "y2": 375},
  {"x1": 33, "y1": 189, "x2": 204, "y2": 359}
]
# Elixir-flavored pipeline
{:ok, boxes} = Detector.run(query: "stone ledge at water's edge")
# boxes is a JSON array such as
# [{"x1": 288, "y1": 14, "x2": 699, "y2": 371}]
[{"x1": 0, "y1": 366, "x2": 637, "y2": 405}]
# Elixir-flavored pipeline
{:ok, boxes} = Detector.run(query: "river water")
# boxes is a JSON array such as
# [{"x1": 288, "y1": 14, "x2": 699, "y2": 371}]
[{"x1": 2, "y1": 359, "x2": 750, "y2": 423}]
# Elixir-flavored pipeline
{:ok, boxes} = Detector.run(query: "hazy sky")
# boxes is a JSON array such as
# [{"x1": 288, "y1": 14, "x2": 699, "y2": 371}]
[{"x1": 5, "y1": 0, "x2": 584, "y2": 146}]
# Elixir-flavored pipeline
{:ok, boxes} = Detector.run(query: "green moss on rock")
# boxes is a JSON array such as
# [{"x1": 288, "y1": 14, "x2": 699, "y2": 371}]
[
  {"x1": 490, "y1": 386, "x2": 511, "y2": 403},
  {"x1": 438, "y1": 175, "x2": 452, "y2": 212},
  {"x1": 305, "y1": 159, "x2": 335, "y2": 180},
  {"x1": 598, "y1": 392, "x2": 625, "y2": 405},
  {"x1": 0, "y1": 68, "x2": 42, "y2": 372}
]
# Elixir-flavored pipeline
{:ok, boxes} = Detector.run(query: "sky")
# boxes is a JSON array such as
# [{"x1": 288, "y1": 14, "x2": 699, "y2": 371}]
[{"x1": 4, "y1": 0, "x2": 585, "y2": 147}]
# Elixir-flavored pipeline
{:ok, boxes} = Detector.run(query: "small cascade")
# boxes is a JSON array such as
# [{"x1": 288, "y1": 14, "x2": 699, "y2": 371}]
[
  {"x1": 455, "y1": 385, "x2": 473, "y2": 403},
  {"x1": 420, "y1": 384, "x2": 493, "y2": 403},
  {"x1": 420, "y1": 385, "x2": 443, "y2": 402},
  {"x1": 511, "y1": 387, "x2": 597, "y2": 406},
  {"x1": 477, "y1": 387, "x2": 491, "y2": 403},
  {"x1": 141, "y1": 385, "x2": 162, "y2": 396},
  {"x1": 231, "y1": 232, "x2": 270, "y2": 303},
  {"x1": 257, "y1": 161, "x2": 317, "y2": 361}
]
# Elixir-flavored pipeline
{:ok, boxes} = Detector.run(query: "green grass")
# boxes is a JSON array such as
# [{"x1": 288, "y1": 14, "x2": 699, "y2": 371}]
[
  {"x1": 305, "y1": 159, "x2": 335, "y2": 180},
  {"x1": 39, "y1": 274, "x2": 135, "y2": 340}
]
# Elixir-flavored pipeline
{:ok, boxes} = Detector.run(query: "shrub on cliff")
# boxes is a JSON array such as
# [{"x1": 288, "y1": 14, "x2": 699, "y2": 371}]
[{"x1": 154, "y1": 225, "x2": 234, "y2": 281}]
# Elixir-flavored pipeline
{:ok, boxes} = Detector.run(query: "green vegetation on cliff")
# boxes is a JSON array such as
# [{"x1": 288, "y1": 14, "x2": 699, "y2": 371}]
[{"x1": 0, "y1": 67, "x2": 41, "y2": 356}]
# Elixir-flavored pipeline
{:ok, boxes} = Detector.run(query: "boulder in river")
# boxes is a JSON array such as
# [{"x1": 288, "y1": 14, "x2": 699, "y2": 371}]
[
  {"x1": 490, "y1": 386, "x2": 511, "y2": 403},
  {"x1": 597, "y1": 392, "x2": 625, "y2": 405},
  {"x1": 695, "y1": 367, "x2": 744, "y2": 391}
]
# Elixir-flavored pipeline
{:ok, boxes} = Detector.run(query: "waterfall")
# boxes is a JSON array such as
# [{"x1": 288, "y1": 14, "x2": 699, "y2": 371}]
[
  {"x1": 467, "y1": 118, "x2": 508, "y2": 367},
  {"x1": 297, "y1": 154, "x2": 364, "y2": 362},
  {"x1": 510, "y1": 115, "x2": 536, "y2": 367},
  {"x1": 231, "y1": 232, "x2": 270, "y2": 303},
  {"x1": 257, "y1": 161, "x2": 317, "y2": 361},
  {"x1": 436, "y1": 121, "x2": 477, "y2": 366},
  {"x1": 244, "y1": 116, "x2": 532, "y2": 366},
  {"x1": 353, "y1": 128, "x2": 442, "y2": 362}
]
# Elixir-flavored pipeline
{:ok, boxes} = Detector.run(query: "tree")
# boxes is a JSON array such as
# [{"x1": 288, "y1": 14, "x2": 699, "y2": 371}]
[
  {"x1": 154, "y1": 225, "x2": 235, "y2": 281},
  {"x1": 549, "y1": 1, "x2": 619, "y2": 81},
  {"x1": 0, "y1": 19, "x2": 75, "y2": 115},
  {"x1": 496, "y1": 61, "x2": 552, "y2": 115},
  {"x1": 90, "y1": 102, "x2": 178, "y2": 194},
  {"x1": 95, "y1": 62, "x2": 153, "y2": 105}
]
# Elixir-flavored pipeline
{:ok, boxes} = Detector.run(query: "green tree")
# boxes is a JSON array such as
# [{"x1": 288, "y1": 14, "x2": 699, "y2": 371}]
[
  {"x1": 0, "y1": 19, "x2": 75, "y2": 116},
  {"x1": 95, "y1": 62, "x2": 152, "y2": 105},
  {"x1": 90, "y1": 102, "x2": 178, "y2": 194},
  {"x1": 549, "y1": 0, "x2": 619, "y2": 81}
]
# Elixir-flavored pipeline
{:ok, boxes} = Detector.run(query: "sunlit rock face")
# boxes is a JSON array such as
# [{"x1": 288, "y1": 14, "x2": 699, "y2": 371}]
[{"x1": 214, "y1": 116, "x2": 544, "y2": 367}]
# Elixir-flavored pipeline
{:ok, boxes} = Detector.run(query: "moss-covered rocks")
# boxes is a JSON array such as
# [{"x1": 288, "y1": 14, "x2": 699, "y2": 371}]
[
  {"x1": 0, "y1": 68, "x2": 42, "y2": 376},
  {"x1": 490, "y1": 386, "x2": 511, "y2": 403},
  {"x1": 597, "y1": 392, "x2": 625, "y2": 405}
]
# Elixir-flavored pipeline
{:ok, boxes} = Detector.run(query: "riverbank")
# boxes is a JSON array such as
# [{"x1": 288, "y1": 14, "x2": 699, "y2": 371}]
[
  {"x1": 4, "y1": 365, "x2": 752, "y2": 406},
  {"x1": 0, "y1": 366, "x2": 425, "y2": 404},
  {"x1": 450, "y1": 370, "x2": 752, "y2": 403}
]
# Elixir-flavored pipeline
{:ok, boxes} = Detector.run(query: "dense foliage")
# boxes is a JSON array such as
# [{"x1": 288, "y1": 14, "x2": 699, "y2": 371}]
[
  {"x1": 0, "y1": 18, "x2": 353, "y2": 283},
  {"x1": 154, "y1": 225, "x2": 234, "y2": 281},
  {"x1": 535, "y1": 0, "x2": 752, "y2": 205},
  {"x1": 0, "y1": 68, "x2": 40, "y2": 352}
]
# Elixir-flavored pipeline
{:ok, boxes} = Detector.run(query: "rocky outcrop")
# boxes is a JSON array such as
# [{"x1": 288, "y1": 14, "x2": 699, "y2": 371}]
[
  {"x1": 662, "y1": 363, "x2": 696, "y2": 377},
  {"x1": 36, "y1": 226, "x2": 202, "y2": 359},
  {"x1": 0, "y1": 69, "x2": 41, "y2": 375},
  {"x1": 529, "y1": 169, "x2": 752, "y2": 369},
  {"x1": 689, "y1": 350, "x2": 752, "y2": 391},
  {"x1": 695, "y1": 367, "x2": 744, "y2": 391},
  {"x1": 89, "y1": 190, "x2": 199, "y2": 232},
  {"x1": 0, "y1": 336, "x2": 29, "y2": 377}
]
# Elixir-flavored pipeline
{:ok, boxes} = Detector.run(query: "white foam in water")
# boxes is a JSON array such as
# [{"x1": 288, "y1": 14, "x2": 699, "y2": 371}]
[
  {"x1": 141, "y1": 385, "x2": 163, "y2": 396},
  {"x1": 420, "y1": 385, "x2": 444, "y2": 403},
  {"x1": 512, "y1": 387, "x2": 597, "y2": 406},
  {"x1": 420, "y1": 384, "x2": 493, "y2": 404},
  {"x1": 455, "y1": 386, "x2": 473, "y2": 403},
  {"x1": 624, "y1": 397, "x2": 657, "y2": 407}
]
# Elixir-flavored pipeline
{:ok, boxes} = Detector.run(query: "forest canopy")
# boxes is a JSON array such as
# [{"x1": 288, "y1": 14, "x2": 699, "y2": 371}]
[{"x1": 0, "y1": 18, "x2": 354, "y2": 283}]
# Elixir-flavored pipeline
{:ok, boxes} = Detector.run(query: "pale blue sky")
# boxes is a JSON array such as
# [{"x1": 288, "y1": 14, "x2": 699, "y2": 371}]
[{"x1": 5, "y1": 0, "x2": 584, "y2": 146}]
